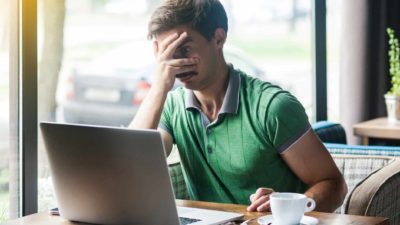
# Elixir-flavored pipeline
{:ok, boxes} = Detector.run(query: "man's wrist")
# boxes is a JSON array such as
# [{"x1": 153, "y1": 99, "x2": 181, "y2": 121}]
[{"x1": 147, "y1": 84, "x2": 170, "y2": 101}]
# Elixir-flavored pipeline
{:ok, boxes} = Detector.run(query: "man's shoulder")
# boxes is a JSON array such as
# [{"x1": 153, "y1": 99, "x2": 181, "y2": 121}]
[
  {"x1": 167, "y1": 87, "x2": 186, "y2": 100},
  {"x1": 163, "y1": 87, "x2": 186, "y2": 113},
  {"x1": 237, "y1": 70, "x2": 288, "y2": 102}
]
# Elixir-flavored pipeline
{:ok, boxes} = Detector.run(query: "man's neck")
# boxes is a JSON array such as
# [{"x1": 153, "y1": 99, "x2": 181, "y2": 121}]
[{"x1": 194, "y1": 63, "x2": 230, "y2": 122}]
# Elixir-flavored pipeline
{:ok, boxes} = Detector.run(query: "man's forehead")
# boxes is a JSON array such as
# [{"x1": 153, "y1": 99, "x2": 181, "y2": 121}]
[{"x1": 155, "y1": 26, "x2": 194, "y2": 41}]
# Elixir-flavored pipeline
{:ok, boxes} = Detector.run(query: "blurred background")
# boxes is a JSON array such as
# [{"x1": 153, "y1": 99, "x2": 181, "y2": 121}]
[{"x1": 0, "y1": 0, "x2": 344, "y2": 220}]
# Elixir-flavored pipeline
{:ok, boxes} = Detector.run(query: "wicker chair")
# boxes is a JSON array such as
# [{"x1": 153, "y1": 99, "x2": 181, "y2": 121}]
[{"x1": 343, "y1": 156, "x2": 400, "y2": 225}]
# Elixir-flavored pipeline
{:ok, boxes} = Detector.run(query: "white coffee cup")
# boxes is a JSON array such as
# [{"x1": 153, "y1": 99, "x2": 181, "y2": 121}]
[{"x1": 270, "y1": 192, "x2": 316, "y2": 225}]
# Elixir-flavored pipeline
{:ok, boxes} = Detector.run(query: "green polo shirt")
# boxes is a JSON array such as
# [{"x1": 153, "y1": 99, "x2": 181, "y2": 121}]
[{"x1": 160, "y1": 65, "x2": 310, "y2": 204}]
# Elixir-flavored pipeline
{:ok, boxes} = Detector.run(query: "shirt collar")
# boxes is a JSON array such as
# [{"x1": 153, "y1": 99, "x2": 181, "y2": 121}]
[{"x1": 185, "y1": 64, "x2": 241, "y2": 115}]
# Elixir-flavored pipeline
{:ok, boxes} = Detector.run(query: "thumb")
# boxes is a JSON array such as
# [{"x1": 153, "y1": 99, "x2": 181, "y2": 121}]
[{"x1": 249, "y1": 194, "x2": 255, "y2": 203}]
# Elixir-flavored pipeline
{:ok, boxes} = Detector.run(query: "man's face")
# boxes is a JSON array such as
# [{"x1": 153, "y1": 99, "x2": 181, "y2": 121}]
[{"x1": 155, "y1": 26, "x2": 222, "y2": 90}]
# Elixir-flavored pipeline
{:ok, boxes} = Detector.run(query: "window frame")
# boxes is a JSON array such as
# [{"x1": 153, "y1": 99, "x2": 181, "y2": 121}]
[
  {"x1": 313, "y1": 0, "x2": 328, "y2": 121},
  {"x1": 20, "y1": 0, "x2": 38, "y2": 216}
]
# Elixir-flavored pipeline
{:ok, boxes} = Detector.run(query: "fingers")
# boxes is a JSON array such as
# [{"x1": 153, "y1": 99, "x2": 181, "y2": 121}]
[
  {"x1": 247, "y1": 195, "x2": 270, "y2": 212},
  {"x1": 168, "y1": 64, "x2": 197, "y2": 77},
  {"x1": 157, "y1": 33, "x2": 179, "y2": 54},
  {"x1": 166, "y1": 58, "x2": 199, "y2": 67},
  {"x1": 156, "y1": 32, "x2": 196, "y2": 70},
  {"x1": 249, "y1": 194, "x2": 255, "y2": 202},
  {"x1": 163, "y1": 32, "x2": 188, "y2": 58},
  {"x1": 251, "y1": 188, "x2": 273, "y2": 203},
  {"x1": 247, "y1": 188, "x2": 274, "y2": 212},
  {"x1": 256, "y1": 200, "x2": 271, "y2": 212},
  {"x1": 152, "y1": 32, "x2": 195, "y2": 91},
  {"x1": 160, "y1": 58, "x2": 198, "y2": 76},
  {"x1": 158, "y1": 32, "x2": 188, "y2": 59}
]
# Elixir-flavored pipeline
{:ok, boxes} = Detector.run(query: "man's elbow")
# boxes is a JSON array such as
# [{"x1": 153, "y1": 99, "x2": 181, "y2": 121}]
[
  {"x1": 330, "y1": 174, "x2": 348, "y2": 211},
  {"x1": 337, "y1": 175, "x2": 348, "y2": 206},
  {"x1": 306, "y1": 175, "x2": 348, "y2": 213}
]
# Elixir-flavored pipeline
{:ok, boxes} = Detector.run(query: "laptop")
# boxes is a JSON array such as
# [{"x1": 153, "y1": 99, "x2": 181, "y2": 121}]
[{"x1": 40, "y1": 122, "x2": 243, "y2": 225}]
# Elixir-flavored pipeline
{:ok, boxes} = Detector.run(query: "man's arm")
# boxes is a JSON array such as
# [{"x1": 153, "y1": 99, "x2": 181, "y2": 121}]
[
  {"x1": 129, "y1": 31, "x2": 198, "y2": 155},
  {"x1": 159, "y1": 128, "x2": 173, "y2": 156},
  {"x1": 128, "y1": 86, "x2": 174, "y2": 155},
  {"x1": 129, "y1": 86, "x2": 169, "y2": 129},
  {"x1": 129, "y1": 31, "x2": 194, "y2": 129},
  {"x1": 281, "y1": 129, "x2": 347, "y2": 212},
  {"x1": 247, "y1": 129, "x2": 347, "y2": 212}
]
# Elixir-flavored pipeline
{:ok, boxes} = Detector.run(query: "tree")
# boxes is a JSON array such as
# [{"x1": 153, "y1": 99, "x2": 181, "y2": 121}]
[
  {"x1": 38, "y1": 0, "x2": 66, "y2": 121},
  {"x1": 37, "y1": 0, "x2": 66, "y2": 211}
]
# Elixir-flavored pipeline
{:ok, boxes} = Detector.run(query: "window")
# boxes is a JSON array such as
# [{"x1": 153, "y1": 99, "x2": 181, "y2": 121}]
[
  {"x1": 0, "y1": 0, "x2": 19, "y2": 221},
  {"x1": 37, "y1": 0, "x2": 161, "y2": 212},
  {"x1": 223, "y1": 0, "x2": 314, "y2": 120}
]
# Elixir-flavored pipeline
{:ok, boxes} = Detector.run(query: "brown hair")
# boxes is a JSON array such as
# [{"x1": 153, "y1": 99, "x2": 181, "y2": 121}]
[{"x1": 148, "y1": 0, "x2": 228, "y2": 41}]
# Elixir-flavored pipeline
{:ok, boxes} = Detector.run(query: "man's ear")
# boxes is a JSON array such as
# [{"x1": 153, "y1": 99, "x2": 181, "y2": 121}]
[{"x1": 213, "y1": 28, "x2": 226, "y2": 48}]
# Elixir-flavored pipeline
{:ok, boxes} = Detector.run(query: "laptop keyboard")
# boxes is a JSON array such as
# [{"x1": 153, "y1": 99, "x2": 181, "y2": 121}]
[{"x1": 179, "y1": 216, "x2": 202, "y2": 225}]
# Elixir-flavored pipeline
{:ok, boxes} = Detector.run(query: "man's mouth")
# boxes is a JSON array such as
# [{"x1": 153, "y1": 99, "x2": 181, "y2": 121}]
[{"x1": 175, "y1": 71, "x2": 198, "y2": 78}]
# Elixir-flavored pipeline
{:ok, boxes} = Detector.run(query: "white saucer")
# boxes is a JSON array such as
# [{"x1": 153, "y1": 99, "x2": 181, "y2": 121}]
[{"x1": 258, "y1": 215, "x2": 319, "y2": 225}]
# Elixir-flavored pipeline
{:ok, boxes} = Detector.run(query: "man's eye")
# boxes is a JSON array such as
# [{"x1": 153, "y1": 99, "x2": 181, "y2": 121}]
[
  {"x1": 174, "y1": 46, "x2": 191, "y2": 59},
  {"x1": 180, "y1": 47, "x2": 190, "y2": 55}
]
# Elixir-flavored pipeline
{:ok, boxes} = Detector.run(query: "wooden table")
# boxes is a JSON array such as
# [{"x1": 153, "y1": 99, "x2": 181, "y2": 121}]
[
  {"x1": 353, "y1": 117, "x2": 400, "y2": 145},
  {"x1": 2, "y1": 200, "x2": 389, "y2": 225}
]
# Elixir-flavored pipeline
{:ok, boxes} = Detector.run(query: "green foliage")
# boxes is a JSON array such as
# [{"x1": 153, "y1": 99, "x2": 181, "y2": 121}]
[
  {"x1": 0, "y1": 192, "x2": 9, "y2": 222},
  {"x1": 387, "y1": 28, "x2": 400, "y2": 96},
  {"x1": 0, "y1": 203, "x2": 7, "y2": 222},
  {"x1": 0, "y1": 169, "x2": 9, "y2": 222},
  {"x1": 0, "y1": 169, "x2": 9, "y2": 185}
]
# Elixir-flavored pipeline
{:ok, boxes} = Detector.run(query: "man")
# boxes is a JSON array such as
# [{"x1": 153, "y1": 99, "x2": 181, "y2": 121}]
[{"x1": 130, "y1": 0, "x2": 347, "y2": 212}]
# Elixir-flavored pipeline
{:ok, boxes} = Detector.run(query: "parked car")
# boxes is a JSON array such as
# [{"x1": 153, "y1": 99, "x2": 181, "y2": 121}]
[{"x1": 57, "y1": 41, "x2": 266, "y2": 126}]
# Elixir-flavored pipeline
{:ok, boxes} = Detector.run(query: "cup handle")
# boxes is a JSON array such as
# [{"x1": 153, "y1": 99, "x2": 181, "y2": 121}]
[{"x1": 305, "y1": 198, "x2": 316, "y2": 212}]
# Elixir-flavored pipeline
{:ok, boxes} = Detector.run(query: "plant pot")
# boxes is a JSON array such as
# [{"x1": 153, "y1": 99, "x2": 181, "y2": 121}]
[{"x1": 384, "y1": 95, "x2": 400, "y2": 122}]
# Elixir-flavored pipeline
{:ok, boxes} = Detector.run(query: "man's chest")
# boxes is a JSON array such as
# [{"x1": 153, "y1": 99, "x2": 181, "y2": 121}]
[{"x1": 173, "y1": 114, "x2": 279, "y2": 173}]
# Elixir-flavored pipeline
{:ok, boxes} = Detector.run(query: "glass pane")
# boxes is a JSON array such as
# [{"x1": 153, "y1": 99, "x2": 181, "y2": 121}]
[
  {"x1": 37, "y1": 0, "x2": 163, "y2": 212},
  {"x1": 38, "y1": 0, "x2": 313, "y2": 212},
  {"x1": 0, "y1": 0, "x2": 19, "y2": 221},
  {"x1": 38, "y1": 0, "x2": 66, "y2": 212},
  {"x1": 224, "y1": 0, "x2": 313, "y2": 120},
  {"x1": 327, "y1": 0, "x2": 343, "y2": 122}
]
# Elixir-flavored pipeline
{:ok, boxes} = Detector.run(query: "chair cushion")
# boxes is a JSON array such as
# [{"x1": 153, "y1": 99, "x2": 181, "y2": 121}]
[
  {"x1": 326, "y1": 143, "x2": 400, "y2": 157},
  {"x1": 312, "y1": 121, "x2": 347, "y2": 144}
]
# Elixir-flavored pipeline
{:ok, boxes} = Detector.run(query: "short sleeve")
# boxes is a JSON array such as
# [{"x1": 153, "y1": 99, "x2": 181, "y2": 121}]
[
  {"x1": 259, "y1": 91, "x2": 310, "y2": 153},
  {"x1": 159, "y1": 93, "x2": 174, "y2": 139}
]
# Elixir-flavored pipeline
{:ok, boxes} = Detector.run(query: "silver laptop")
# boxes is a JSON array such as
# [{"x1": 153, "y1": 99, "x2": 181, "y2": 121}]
[{"x1": 40, "y1": 122, "x2": 243, "y2": 225}]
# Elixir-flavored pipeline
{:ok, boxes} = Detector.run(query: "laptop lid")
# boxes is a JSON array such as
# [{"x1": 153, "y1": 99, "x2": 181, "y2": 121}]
[
  {"x1": 40, "y1": 122, "x2": 180, "y2": 225},
  {"x1": 41, "y1": 122, "x2": 243, "y2": 225}
]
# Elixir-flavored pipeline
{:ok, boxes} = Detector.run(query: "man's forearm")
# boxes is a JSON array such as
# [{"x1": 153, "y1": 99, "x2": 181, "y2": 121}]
[
  {"x1": 129, "y1": 31, "x2": 198, "y2": 129},
  {"x1": 129, "y1": 86, "x2": 168, "y2": 129},
  {"x1": 305, "y1": 177, "x2": 348, "y2": 212}
]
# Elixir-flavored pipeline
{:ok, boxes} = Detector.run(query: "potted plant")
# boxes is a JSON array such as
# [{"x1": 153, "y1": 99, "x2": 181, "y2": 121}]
[{"x1": 385, "y1": 28, "x2": 400, "y2": 122}]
